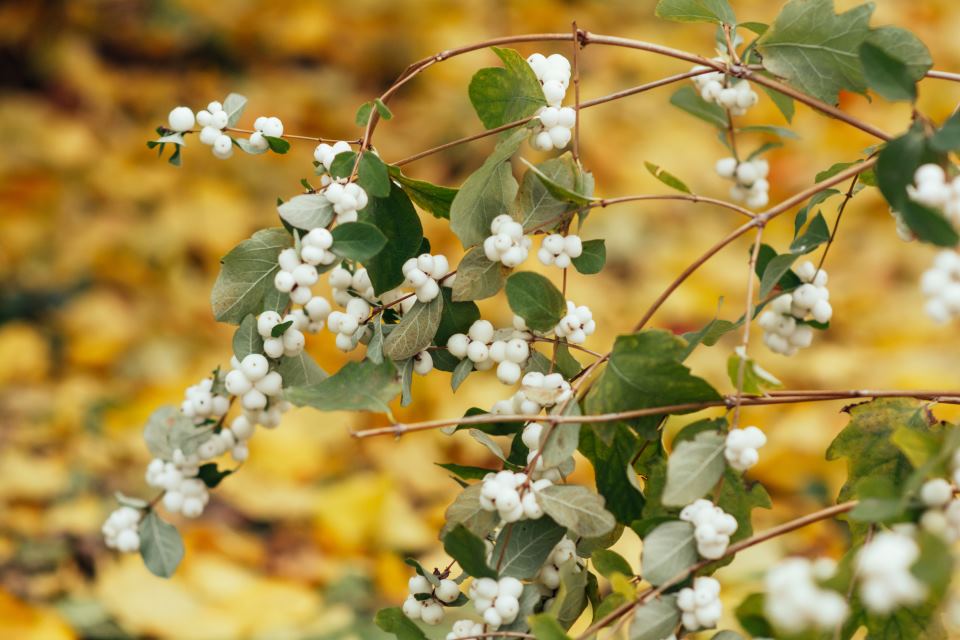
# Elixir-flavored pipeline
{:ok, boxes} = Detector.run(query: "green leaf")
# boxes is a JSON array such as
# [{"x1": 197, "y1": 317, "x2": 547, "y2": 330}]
[
  {"x1": 329, "y1": 221, "x2": 388, "y2": 261},
  {"x1": 451, "y1": 357, "x2": 473, "y2": 391},
  {"x1": 442, "y1": 482, "x2": 500, "y2": 539},
  {"x1": 374, "y1": 607, "x2": 429, "y2": 640},
  {"x1": 579, "y1": 426, "x2": 646, "y2": 524},
  {"x1": 284, "y1": 358, "x2": 399, "y2": 415},
  {"x1": 738, "y1": 124, "x2": 800, "y2": 139},
  {"x1": 669, "y1": 86, "x2": 728, "y2": 129},
  {"x1": 628, "y1": 595, "x2": 680, "y2": 640},
  {"x1": 329, "y1": 151, "x2": 391, "y2": 198},
  {"x1": 436, "y1": 287, "x2": 480, "y2": 347},
  {"x1": 541, "y1": 406, "x2": 581, "y2": 469},
  {"x1": 591, "y1": 549, "x2": 633, "y2": 579},
  {"x1": 197, "y1": 463, "x2": 232, "y2": 488},
  {"x1": 663, "y1": 430, "x2": 726, "y2": 506},
  {"x1": 876, "y1": 128, "x2": 959, "y2": 247},
  {"x1": 645, "y1": 161, "x2": 692, "y2": 194},
  {"x1": 715, "y1": 467, "x2": 771, "y2": 544},
  {"x1": 891, "y1": 424, "x2": 940, "y2": 469},
  {"x1": 518, "y1": 154, "x2": 590, "y2": 233},
  {"x1": 493, "y1": 518, "x2": 567, "y2": 579},
  {"x1": 735, "y1": 593, "x2": 774, "y2": 638},
  {"x1": 681, "y1": 314, "x2": 741, "y2": 359},
  {"x1": 469, "y1": 47, "x2": 547, "y2": 129},
  {"x1": 757, "y1": 0, "x2": 874, "y2": 105},
  {"x1": 931, "y1": 111, "x2": 960, "y2": 153},
  {"x1": 232, "y1": 314, "x2": 263, "y2": 361},
  {"x1": 138, "y1": 511, "x2": 184, "y2": 578},
  {"x1": 826, "y1": 398, "x2": 935, "y2": 538},
  {"x1": 276, "y1": 351, "x2": 327, "y2": 387},
  {"x1": 726, "y1": 352, "x2": 782, "y2": 395},
  {"x1": 389, "y1": 166, "x2": 457, "y2": 220},
  {"x1": 760, "y1": 82, "x2": 795, "y2": 123},
  {"x1": 451, "y1": 245, "x2": 508, "y2": 301},
  {"x1": 143, "y1": 406, "x2": 211, "y2": 460},
  {"x1": 277, "y1": 193, "x2": 333, "y2": 231},
  {"x1": 584, "y1": 330, "x2": 722, "y2": 439},
  {"x1": 270, "y1": 320, "x2": 293, "y2": 338},
  {"x1": 641, "y1": 521, "x2": 697, "y2": 586},
  {"x1": 520, "y1": 158, "x2": 595, "y2": 206},
  {"x1": 436, "y1": 462, "x2": 495, "y2": 481},
  {"x1": 450, "y1": 127, "x2": 528, "y2": 248},
  {"x1": 500, "y1": 585, "x2": 546, "y2": 633},
  {"x1": 263, "y1": 135, "x2": 290, "y2": 154},
  {"x1": 211, "y1": 228, "x2": 291, "y2": 324},
  {"x1": 860, "y1": 26, "x2": 932, "y2": 102},
  {"x1": 443, "y1": 524, "x2": 497, "y2": 579},
  {"x1": 571, "y1": 239, "x2": 605, "y2": 275},
  {"x1": 505, "y1": 272, "x2": 566, "y2": 332},
  {"x1": 375, "y1": 98, "x2": 393, "y2": 120},
  {"x1": 223, "y1": 93, "x2": 247, "y2": 128},
  {"x1": 355, "y1": 102, "x2": 374, "y2": 126},
  {"x1": 538, "y1": 485, "x2": 616, "y2": 539},
  {"x1": 655, "y1": 0, "x2": 735, "y2": 24},
  {"x1": 711, "y1": 631, "x2": 745, "y2": 640},
  {"x1": 553, "y1": 343, "x2": 582, "y2": 380},
  {"x1": 383, "y1": 296, "x2": 443, "y2": 361},
  {"x1": 529, "y1": 615, "x2": 572, "y2": 640},
  {"x1": 359, "y1": 183, "x2": 424, "y2": 295}
]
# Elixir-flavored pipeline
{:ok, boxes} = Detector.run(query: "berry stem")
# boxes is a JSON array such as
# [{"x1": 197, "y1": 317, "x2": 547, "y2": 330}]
[{"x1": 730, "y1": 227, "x2": 765, "y2": 428}]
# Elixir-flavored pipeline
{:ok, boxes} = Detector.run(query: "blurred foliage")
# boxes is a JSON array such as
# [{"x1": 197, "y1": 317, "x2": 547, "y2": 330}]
[{"x1": 3, "y1": 0, "x2": 960, "y2": 638}]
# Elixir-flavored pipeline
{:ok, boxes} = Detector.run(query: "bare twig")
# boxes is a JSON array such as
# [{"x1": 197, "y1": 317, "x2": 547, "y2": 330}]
[{"x1": 731, "y1": 227, "x2": 765, "y2": 428}]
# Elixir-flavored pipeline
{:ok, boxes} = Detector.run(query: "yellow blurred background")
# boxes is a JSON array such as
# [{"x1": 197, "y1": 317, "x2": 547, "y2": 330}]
[{"x1": 3, "y1": 0, "x2": 960, "y2": 638}]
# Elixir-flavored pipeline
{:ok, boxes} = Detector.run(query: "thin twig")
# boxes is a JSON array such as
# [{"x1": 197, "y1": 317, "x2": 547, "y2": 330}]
[
  {"x1": 595, "y1": 194, "x2": 755, "y2": 219},
  {"x1": 732, "y1": 227, "x2": 765, "y2": 428},
  {"x1": 571, "y1": 21, "x2": 582, "y2": 164}
]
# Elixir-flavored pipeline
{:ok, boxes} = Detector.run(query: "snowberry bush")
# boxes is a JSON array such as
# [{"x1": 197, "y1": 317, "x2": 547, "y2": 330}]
[{"x1": 119, "y1": 1, "x2": 960, "y2": 638}]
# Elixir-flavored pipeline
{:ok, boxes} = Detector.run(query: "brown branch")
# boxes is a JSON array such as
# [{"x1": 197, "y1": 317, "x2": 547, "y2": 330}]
[
  {"x1": 350, "y1": 389, "x2": 960, "y2": 439},
  {"x1": 571, "y1": 21, "x2": 583, "y2": 164},
  {"x1": 731, "y1": 228, "x2": 765, "y2": 427},
  {"x1": 596, "y1": 194, "x2": 755, "y2": 219}
]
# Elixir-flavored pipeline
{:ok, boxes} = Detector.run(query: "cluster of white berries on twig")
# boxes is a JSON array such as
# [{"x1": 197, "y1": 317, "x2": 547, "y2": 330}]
[
  {"x1": 527, "y1": 53, "x2": 576, "y2": 151},
  {"x1": 716, "y1": 156, "x2": 770, "y2": 209},
  {"x1": 469, "y1": 576, "x2": 524, "y2": 628},
  {"x1": 536, "y1": 537, "x2": 578, "y2": 592},
  {"x1": 480, "y1": 470, "x2": 551, "y2": 522},
  {"x1": 677, "y1": 576, "x2": 722, "y2": 631},
  {"x1": 856, "y1": 528, "x2": 927, "y2": 613},
  {"x1": 920, "y1": 250, "x2": 960, "y2": 323},
  {"x1": 484, "y1": 214, "x2": 531, "y2": 268},
  {"x1": 690, "y1": 61, "x2": 759, "y2": 116},
  {"x1": 758, "y1": 261, "x2": 832, "y2": 356},
  {"x1": 554, "y1": 299, "x2": 596, "y2": 345},
  {"x1": 680, "y1": 498, "x2": 738, "y2": 559},
  {"x1": 225, "y1": 354, "x2": 283, "y2": 411},
  {"x1": 248, "y1": 116, "x2": 284, "y2": 152},
  {"x1": 146, "y1": 456, "x2": 210, "y2": 518},
  {"x1": 402, "y1": 253, "x2": 454, "y2": 303},
  {"x1": 492, "y1": 372, "x2": 573, "y2": 415},
  {"x1": 401, "y1": 574, "x2": 460, "y2": 626},
  {"x1": 328, "y1": 297, "x2": 372, "y2": 352},
  {"x1": 447, "y1": 320, "x2": 532, "y2": 384},
  {"x1": 522, "y1": 421, "x2": 569, "y2": 482},
  {"x1": 537, "y1": 233, "x2": 583, "y2": 269},
  {"x1": 724, "y1": 425, "x2": 766, "y2": 472},
  {"x1": 764, "y1": 557, "x2": 847, "y2": 633},
  {"x1": 102, "y1": 506, "x2": 142, "y2": 553},
  {"x1": 907, "y1": 163, "x2": 960, "y2": 225}
]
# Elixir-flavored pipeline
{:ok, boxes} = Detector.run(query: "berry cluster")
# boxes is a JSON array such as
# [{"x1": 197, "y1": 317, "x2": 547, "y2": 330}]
[
  {"x1": 195, "y1": 102, "x2": 234, "y2": 159},
  {"x1": 257, "y1": 311, "x2": 306, "y2": 359},
  {"x1": 447, "y1": 320, "x2": 532, "y2": 384},
  {"x1": 537, "y1": 233, "x2": 583, "y2": 269},
  {"x1": 327, "y1": 297, "x2": 372, "y2": 352},
  {"x1": 715, "y1": 157, "x2": 770, "y2": 209},
  {"x1": 907, "y1": 164, "x2": 960, "y2": 226},
  {"x1": 479, "y1": 470, "x2": 550, "y2": 522},
  {"x1": 329, "y1": 266, "x2": 376, "y2": 307},
  {"x1": 248, "y1": 116, "x2": 284, "y2": 152},
  {"x1": 764, "y1": 557, "x2": 848, "y2": 633},
  {"x1": 401, "y1": 574, "x2": 460, "y2": 626},
  {"x1": 535, "y1": 537, "x2": 578, "y2": 591},
  {"x1": 856, "y1": 529, "x2": 927, "y2": 613},
  {"x1": 323, "y1": 180, "x2": 369, "y2": 224},
  {"x1": 300, "y1": 227, "x2": 338, "y2": 267},
  {"x1": 554, "y1": 299, "x2": 596, "y2": 345},
  {"x1": 690, "y1": 64, "x2": 759, "y2": 115},
  {"x1": 180, "y1": 378, "x2": 230, "y2": 425},
  {"x1": 313, "y1": 140, "x2": 353, "y2": 179},
  {"x1": 102, "y1": 507, "x2": 142, "y2": 553},
  {"x1": 677, "y1": 576, "x2": 722, "y2": 631},
  {"x1": 275, "y1": 247, "x2": 320, "y2": 305},
  {"x1": 526, "y1": 53, "x2": 576, "y2": 150},
  {"x1": 483, "y1": 214, "x2": 531, "y2": 268},
  {"x1": 446, "y1": 620, "x2": 485, "y2": 640},
  {"x1": 469, "y1": 576, "x2": 524, "y2": 628},
  {"x1": 145, "y1": 455, "x2": 210, "y2": 518},
  {"x1": 492, "y1": 372, "x2": 573, "y2": 415},
  {"x1": 402, "y1": 253, "x2": 453, "y2": 303},
  {"x1": 920, "y1": 250, "x2": 960, "y2": 323},
  {"x1": 724, "y1": 425, "x2": 766, "y2": 472},
  {"x1": 224, "y1": 354, "x2": 284, "y2": 411},
  {"x1": 679, "y1": 498, "x2": 738, "y2": 559},
  {"x1": 758, "y1": 261, "x2": 831, "y2": 356}
]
